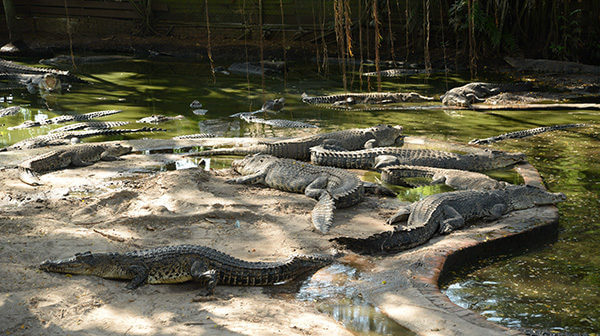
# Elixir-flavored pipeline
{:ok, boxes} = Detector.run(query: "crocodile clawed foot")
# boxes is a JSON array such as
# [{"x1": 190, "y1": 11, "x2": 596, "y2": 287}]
[{"x1": 192, "y1": 292, "x2": 218, "y2": 302}]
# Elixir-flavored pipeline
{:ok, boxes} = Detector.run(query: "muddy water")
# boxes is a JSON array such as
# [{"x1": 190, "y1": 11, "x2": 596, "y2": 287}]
[{"x1": 1, "y1": 57, "x2": 599, "y2": 333}]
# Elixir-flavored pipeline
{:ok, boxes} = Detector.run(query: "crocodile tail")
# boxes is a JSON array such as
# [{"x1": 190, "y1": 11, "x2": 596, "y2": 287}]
[
  {"x1": 18, "y1": 167, "x2": 42, "y2": 186},
  {"x1": 185, "y1": 144, "x2": 269, "y2": 157},
  {"x1": 330, "y1": 225, "x2": 434, "y2": 255},
  {"x1": 312, "y1": 193, "x2": 336, "y2": 233}
]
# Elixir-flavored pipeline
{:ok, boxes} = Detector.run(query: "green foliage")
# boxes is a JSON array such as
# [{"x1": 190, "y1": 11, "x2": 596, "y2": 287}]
[{"x1": 550, "y1": 9, "x2": 583, "y2": 61}]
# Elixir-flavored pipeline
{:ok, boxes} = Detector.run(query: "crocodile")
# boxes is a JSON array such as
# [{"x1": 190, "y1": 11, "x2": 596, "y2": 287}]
[
  {"x1": 18, "y1": 143, "x2": 132, "y2": 185},
  {"x1": 331, "y1": 184, "x2": 566, "y2": 254},
  {"x1": 380, "y1": 165, "x2": 509, "y2": 190},
  {"x1": 39, "y1": 55, "x2": 133, "y2": 67},
  {"x1": 468, "y1": 123, "x2": 589, "y2": 145},
  {"x1": 40, "y1": 245, "x2": 333, "y2": 294},
  {"x1": 240, "y1": 114, "x2": 318, "y2": 129},
  {"x1": 0, "y1": 58, "x2": 86, "y2": 83},
  {"x1": 8, "y1": 110, "x2": 122, "y2": 130},
  {"x1": 228, "y1": 154, "x2": 366, "y2": 233},
  {"x1": 228, "y1": 62, "x2": 283, "y2": 76},
  {"x1": 441, "y1": 82, "x2": 533, "y2": 107},
  {"x1": 229, "y1": 97, "x2": 285, "y2": 118},
  {"x1": 301, "y1": 92, "x2": 434, "y2": 105},
  {"x1": 361, "y1": 68, "x2": 429, "y2": 77},
  {"x1": 48, "y1": 121, "x2": 130, "y2": 134},
  {"x1": 1, "y1": 127, "x2": 165, "y2": 151},
  {"x1": 136, "y1": 115, "x2": 185, "y2": 124},
  {"x1": 0, "y1": 73, "x2": 62, "y2": 93},
  {"x1": 0, "y1": 106, "x2": 21, "y2": 117},
  {"x1": 185, "y1": 124, "x2": 404, "y2": 161},
  {"x1": 310, "y1": 145, "x2": 525, "y2": 171},
  {"x1": 173, "y1": 133, "x2": 217, "y2": 140}
]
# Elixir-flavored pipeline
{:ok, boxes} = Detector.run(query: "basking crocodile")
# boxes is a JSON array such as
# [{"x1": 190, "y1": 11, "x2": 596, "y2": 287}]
[
  {"x1": 0, "y1": 58, "x2": 86, "y2": 83},
  {"x1": 228, "y1": 154, "x2": 366, "y2": 233},
  {"x1": 40, "y1": 245, "x2": 333, "y2": 294},
  {"x1": 18, "y1": 143, "x2": 132, "y2": 185},
  {"x1": 332, "y1": 184, "x2": 566, "y2": 254},
  {"x1": 185, "y1": 124, "x2": 404, "y2": 161},
  {"x1": 310, "y1": 145, "x2": 525, "y2": 171},
  {"x1": 48, "y1": 121, "x2": 130, "y2": 134},
  {"x1": 240, "y1": 114, "x2": 318, "y2": 129},
  {"x1": 468, "y1": 123, "x2": 589, "y2": 145},
  {"x1": 173, "y1": 133, "x2": 217, "y2": 139},
  {"x1": 1, "y1": 127, "x2": 165, "y2": 151},
  {"x1": 301, "y1": 92, "x2": 434, "y2": 105},
  {"x1": 8, "y1": 109, "x2": 122, "y2": 130},
  {"x1": 380, "y1": 165, "x2": 509, "y2": 190},
  {"x1": 0, "y1": 73, "x2": 62, "y2": 93},
  {"x1": 136, "y1": 115, "x2": 185, "y2": 124},
  {"x1": 0, "y1": 106, "x2": 21, "y2": 117},
  {"x1": 441, "y1": 82, "x2": 533, "y2": 107}
]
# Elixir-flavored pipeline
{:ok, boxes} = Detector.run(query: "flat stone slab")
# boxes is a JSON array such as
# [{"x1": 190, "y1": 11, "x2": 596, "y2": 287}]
[{"x1": 0, "y1": 137, "x2": 555, "y2": 336}]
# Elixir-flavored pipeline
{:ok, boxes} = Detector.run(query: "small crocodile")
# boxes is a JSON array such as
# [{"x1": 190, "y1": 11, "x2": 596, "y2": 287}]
[
  {"x1": 1, "y1": 127, "x2": 165, "y2": 151},
  {"x1": 310, "y1": 146, "x2": 525, "y2": 171},
  {"x1": 8, "y1": 110, "x2": 122, "y2": 130},
  {"x1": 229, "y1": 97, "x2": 285, "y2": 118},
  {"x1": 229, "y1": 154, "x2": 366, "y2": 233},
  {"x1": 0, "y1": 106, "x2": 21, "y2": 117},
  {"x1": 468, "y1": 123, "x2": 589, "y2": 145},
  {"x1": 380, "y1": 165, "x2": 509, "y2": 190},
  {"x1": 48, "y1": 121, "x2": 130, "y2": 134},
  {"x1": 301, "y1": 92, "x2": 434, "y2": 105},
  {"x1": 361, "y1": 68, "x2": 429, "y2": 77},
  {"x1": 18, "y1": 143, "x2": 132, "y2": 185},
  {"x1": 40, "y1": 245, "x2": 333, "y2": 294},
  {"x1": 173, "y1": 133, "x2": 217, "y2": 140},
  {"x1": 240, "y1": 114, "x2": 318, "y2": 129},
  {"x1": 136, "y1": 115, "x2": 185, "y2": 124},
  {"x1": 441, "y1": 82, "x2": 533, "y2": 107},
  {"x1": 185, "y1": 124, "x2": 404, "y2": 161},
  {"x1": 332, "y1": 184, "x2": 566, "y2": 254}
]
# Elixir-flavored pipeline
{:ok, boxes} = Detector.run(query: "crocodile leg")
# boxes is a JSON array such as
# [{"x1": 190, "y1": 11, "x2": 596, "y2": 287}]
[
  {"x1": 126, "y1": 265, "x2": 149, "y2": 289},
  {"x1": 191, "y1": 261, "x2": 217, "y2": 296},
  {"x1": 362, "y1": 181, "x2": 398, "y2": 196},
  {"x1": 487, "y1": 203, "x2": 508, "y2": 220},
  {"x1": 387, "y1": 205, "x2": 412, "y2": 225},
  {"x1": 373, "y1": 155, "x2": 401, "y2": 170},
  {"x1": 304, "y1": 176, "x2": 329, "y2": 199},
  {"x1": 438, "y1": 205, "x2": 465, "y2": 234}
]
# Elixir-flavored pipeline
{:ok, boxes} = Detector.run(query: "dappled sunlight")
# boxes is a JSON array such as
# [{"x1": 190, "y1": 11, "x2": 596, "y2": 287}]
[{"x1": 74, "y1": 306, "x2": 160, "y2": 335}]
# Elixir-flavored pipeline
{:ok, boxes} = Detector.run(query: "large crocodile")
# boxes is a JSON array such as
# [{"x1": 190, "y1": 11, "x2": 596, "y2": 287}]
[
  {"x1": 136, "y1": 114, "x2": 185, "y2": 124},
  {"x1": 0, "y1": 73, "x2": 62, "y2": 93},
  {"x1": 468, "y1": 123, "x2": 589, "y2": 145},
  {"x1": 0, "y1": 58, "x2": 86, "y2": 83},
  {"x1": 301, "y1": 92, "x2": 434, "y2": 105},
  {"x1": 18, "y1": 143, "x2": 132, "y2": 185},
  {"x1": 8, "y1": 109, "x2": 122, "y2": 130},
  {"x1": 0, "y1": 106, "x2": 21, "y2": 117},
  {"x1": 1, "y1": 127, "x2": 164, "y2": 151},
  {"x1": 381, "y1": 165, "x2": 509, "y2": 190},
  {"x1": 185, "y1": 124, "x2": 404, "y2": 161},
  {"x1": 310, "y1": 145, "x2": 525, "y2": 171},
  {"x1": 48, "y1": 121, "x2": 130, "y2": 134},
  {"x1": 40, "y1": 245, "x2": 333, "y2": 294},
  {"x1": 332, "y1": 184, "x2": 566, "y2": 254},
  {"x1": 228, "y1": 154, "x2": 366, "y2": 233},
  {"x1": 240, "y1": 114, "x2": 318, "y2": 129}
]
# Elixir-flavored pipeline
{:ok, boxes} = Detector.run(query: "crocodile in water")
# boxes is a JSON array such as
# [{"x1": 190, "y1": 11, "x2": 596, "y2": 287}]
[
  {"x1": 185, "y1": 124, "x2": 404, "y2": 160},
  {"x1": 381, "y1": 165, "x2": 510, "y2": 190},
  {"x1": 0, "y1": 73, "x2": 62, "y2": 93},
  {"x1": 229, "y1": 154, "x2": 366, "y2": 233},
  {"x1": 136, "y1": 115, "x2": 185, "y2": 124},
  {"x1": 0, "y1": 58, "x2": 86, "y2": 83},
  {"x1": 301, "y1": 92, "x2": 434, "y2": 105},
  {"x1": 332, "y1": 184, "x2": 566, "y2": 254},
  {"x1": 310, "y1": 145, "x2": 525, "y2": 171},
  {"x1": 240, "y1": 114, "x2": 318, "y2": 129},
  {"x1": 173, "y1": 133, "x2": 217, "y2": 140},
  {"x1": 0, "y1": 106, "x2": 21, "y2": 117},
  {"x1": 39, "y1": 55, "x2": 134, "y2": 67},
  {"x1": 40, "y1": 245, "x2": 333, "y2": 295},
  {"x1": 8, "y1": 109, "x2": 122, "y2": 130},
  {"x1": 1, "y1": 127, "x2": 165, "y2": 151},
  {"x1": 468, "y1": 123, "x2": 589, "y2": 145},
  {"x1": 48, "y1": 121, "x2": 130, "y2": 134},
  {"x1": 18, "y1": 143, "x2": 132, "y2": 185},
  {"x1": 229, "y1": 97, "x2": 285, "y2": 118},
  {"x1": 361, "y1": 68, "x2": 430, "y2": 77},
  {"x1": 441, "y1": 82, "x2": 533, "y2": 107}
]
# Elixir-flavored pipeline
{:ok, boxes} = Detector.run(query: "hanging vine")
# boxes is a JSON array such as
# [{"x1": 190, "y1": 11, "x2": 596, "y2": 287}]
[
  {"x1": 385, "y1": 0, "x2": 395, "y2": 64},
  {"x1": 258, "y1": 0, "x2": 265, "y2": 95},
  {"x1": 333, "y1": 0, "x2": 348, "y2": 91},
  {"x1": 320, "y1": 0, "x2": 329, "y2": 75},
  {"x1": 204, "y1": 0, "x2": 215, "y2": 83},
  {"x1": 358, "y1": 0, "x2": 364, "y2": 90},
  {"x1": 423, "y1": 0, "x2": 431, "y2": 74},
  {"x1": 439, "y1": 0, "x2": 449, "y2": 90},
  {"x1": 372, "y1": 0, "x2": 382, "y2": 92},
  {"x1": 311, "y1": 1, "x2": 321, "y2": 74},
  {"x1": 404, "y1": 0, "x2": 410, "y2": 62},
  {"x1": 63, "y1": 0, "x2": 76, "y2": 70},
  {"x1": 279, "y1": 0, "x2": 287, "y2": 89}
]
